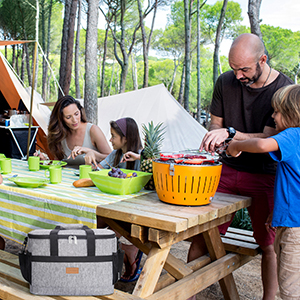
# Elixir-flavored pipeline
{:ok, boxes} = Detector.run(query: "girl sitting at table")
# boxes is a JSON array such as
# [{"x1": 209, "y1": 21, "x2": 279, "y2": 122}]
[
  {"x1": 88, "y1": 117, "x2": 144, "y2": 282},
  {"x1": 36, "y1": 95, "x2": 111, "y2": 169}
]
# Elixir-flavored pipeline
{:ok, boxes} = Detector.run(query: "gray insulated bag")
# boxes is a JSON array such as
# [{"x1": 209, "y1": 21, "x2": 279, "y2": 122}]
[{"x1": 18, "y1": 224, "x2": 124, "y2": 296}]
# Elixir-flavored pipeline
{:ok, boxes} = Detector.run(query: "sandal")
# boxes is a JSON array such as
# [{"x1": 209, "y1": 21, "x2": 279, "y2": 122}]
[{"x1": 120, "y1": 250, "x2": 143, "y2": 282}]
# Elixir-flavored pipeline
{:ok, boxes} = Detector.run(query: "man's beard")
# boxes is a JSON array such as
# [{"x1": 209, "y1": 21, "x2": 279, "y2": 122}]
[{"x1": 239, "y1": 63, "x2": 263, "y2": 87}]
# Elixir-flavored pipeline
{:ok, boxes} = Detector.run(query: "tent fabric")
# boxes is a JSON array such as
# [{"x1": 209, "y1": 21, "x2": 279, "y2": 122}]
[
  {"x1": 97, "y1": 84, "x2": 207, "y2": 153},
  {"x1": 0, "y1": 51, "x2": 51, "y2": 153}
]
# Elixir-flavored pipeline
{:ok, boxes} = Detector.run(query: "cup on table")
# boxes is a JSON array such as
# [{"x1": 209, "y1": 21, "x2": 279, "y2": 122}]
[
  {"x1": 0, "y1": 158, "x2": 12, "y2": 174},
  {"x1": 79, "y1": 165, "x2": 92, "y2": 179},
  {"x1": 45, "y1": 166, "x2": 62, "y2": 184},
  {"x1": 28, "y1": 156, "x2": 40, "y2": 171}
]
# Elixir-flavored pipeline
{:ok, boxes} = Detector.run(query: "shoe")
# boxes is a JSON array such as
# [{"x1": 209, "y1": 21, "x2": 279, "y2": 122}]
[{"x1": 120, "y1": 250, "x2": 143, "y2": 283}]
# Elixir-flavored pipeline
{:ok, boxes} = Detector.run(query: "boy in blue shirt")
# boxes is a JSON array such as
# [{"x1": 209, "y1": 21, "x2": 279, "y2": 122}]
[{"x1": 227, "y1": 84, "x2": 300, "y2": 300}]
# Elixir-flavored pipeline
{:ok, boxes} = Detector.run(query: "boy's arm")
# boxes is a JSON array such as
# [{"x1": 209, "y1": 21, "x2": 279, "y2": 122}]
[{"x1": 226, "y1": 138, "x2": 279, "y2": 157}]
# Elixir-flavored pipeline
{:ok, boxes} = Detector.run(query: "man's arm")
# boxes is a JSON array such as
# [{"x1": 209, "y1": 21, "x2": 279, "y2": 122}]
[{"x1": 200, "y1": 114, "x2": 278, "y2": 153}]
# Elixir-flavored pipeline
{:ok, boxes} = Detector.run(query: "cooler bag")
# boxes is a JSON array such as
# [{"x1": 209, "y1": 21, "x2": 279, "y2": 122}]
[{"x1": 19, "y1": 224, "x2": 124, "y2": 296}]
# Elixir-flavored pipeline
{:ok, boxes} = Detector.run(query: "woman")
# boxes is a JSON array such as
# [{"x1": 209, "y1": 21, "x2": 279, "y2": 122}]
[{"x1": 38, "y1": 95, "x2": 111, "y2": 168}]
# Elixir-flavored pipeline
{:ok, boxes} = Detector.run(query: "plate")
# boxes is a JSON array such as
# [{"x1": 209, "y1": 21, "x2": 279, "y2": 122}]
[
  {"x1": 40, "y1": 160, "x2": 67, "y2": 169},
  {"x1": 8, "y1": 177, "x2": 49, "y2": 188}
]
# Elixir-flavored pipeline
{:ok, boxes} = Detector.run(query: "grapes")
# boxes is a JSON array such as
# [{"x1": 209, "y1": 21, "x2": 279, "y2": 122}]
[{"x1": 107, "y1": 168, "x2": 138, "y2": 179}]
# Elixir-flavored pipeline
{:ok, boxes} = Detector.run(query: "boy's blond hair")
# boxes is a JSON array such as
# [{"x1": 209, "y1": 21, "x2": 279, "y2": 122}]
[{"x1": 272, "y1": 84, "x2": 300, "y2": 128}]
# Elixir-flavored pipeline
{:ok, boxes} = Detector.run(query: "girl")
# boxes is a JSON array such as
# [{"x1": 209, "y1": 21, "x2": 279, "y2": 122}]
[
  {"x1": 36, "y1": 95, "x2": 111, "y2": 168},
  {"x1": 95, "y1": 117, "x2": 143, "y2": 170},
  {"x1": 227, "y1": 84, "x2": 300, "y2": 300},
  {"x1": 92, "y1": 117, "x2": 143, "y2": 282}
]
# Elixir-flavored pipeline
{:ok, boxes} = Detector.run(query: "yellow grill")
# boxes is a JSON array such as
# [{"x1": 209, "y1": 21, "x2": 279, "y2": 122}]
[{"x1": 153, "y1": 160, "x2": 222, "y2": 206}]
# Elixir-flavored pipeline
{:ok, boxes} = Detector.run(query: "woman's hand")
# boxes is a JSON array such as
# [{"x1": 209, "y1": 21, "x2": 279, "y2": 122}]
[
  {"x1": 121, "y1": 151, "x2": 140, "y2": 163},
  {"x1": 34, "y1": 150, "x2": 49, "y2": 160},
  {"x1": 69, "y1": 146, "x2": 90, "y2": 160},
  {"x1": 84, "y1": 151, "x2": 99, "y2": 168}
]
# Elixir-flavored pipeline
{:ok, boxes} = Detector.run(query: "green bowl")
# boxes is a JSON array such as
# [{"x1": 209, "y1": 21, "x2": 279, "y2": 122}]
[{"x1": 89, "y1": 169, "x2": 152, "y2": 195}]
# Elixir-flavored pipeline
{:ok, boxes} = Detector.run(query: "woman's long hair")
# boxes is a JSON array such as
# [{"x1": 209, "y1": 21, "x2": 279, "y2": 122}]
[
  {"x1": 110, "y1": 117, "x2": 142, "y2": 170},
  {"x1": 47, "y1": 95, "x2": 87, "y2": 160}
]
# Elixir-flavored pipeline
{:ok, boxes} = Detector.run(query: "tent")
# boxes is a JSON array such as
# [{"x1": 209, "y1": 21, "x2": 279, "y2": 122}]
[
  {"x1": 0, "y1": 48, "x2": 51, "y2": 154},
  {"x1": 97, "y1": 84, "x2": 207, "y2": 153}
]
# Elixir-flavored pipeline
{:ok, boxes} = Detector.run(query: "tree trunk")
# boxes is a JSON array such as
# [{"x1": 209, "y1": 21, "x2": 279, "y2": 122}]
[
  {"x1": 131, "y1": 53, "x2": 138, "y2": 90},
  {"x1": 183, "y1": 0, "x2": 193, "y2": 112},
  {"x1": 41, "y1": 0, "x2": 47, "y2": 100},
  {"x1": 108, "y1": 60, "x2": 115, "y2": 96},
  {"x1": 45, "y1": 0, "x2": 53, "y2": 101},
  {"x1": 75, "y1": 0, "x2": 82, "y2": 99},
  {"x1": 169, "y1": 58, "x2": 180, "y2": 94},
  {"x1": 196, "y1": 0, "x2": 201, "y2": 123},
  {"x1": 84, "y1": 0, "x2": 98, "y2": 124},
  {"x1": 137, "y1": 0, "x2": 158, "y2": 88},
  {"x1": 58, "y1": 0, "x2": 71, "y2": 98},
  {"x1": 248, "y1": 0, "x2": 263, "y2": 39},
  {"x1": 178, "y1": 62, "x2": 185, "y2": 104},
  {"x1": 21, "y1": 44, "x2": 25, "y2": 82},
  {"x1": 100, "y1": 25, "x2": 109, "y2": 97},
  {"x1": 62, "y1": 0, "x2": 78, "y2": 97},
  {"x1": 213, "y1": 0, "x2": 228, "y2": 87}
]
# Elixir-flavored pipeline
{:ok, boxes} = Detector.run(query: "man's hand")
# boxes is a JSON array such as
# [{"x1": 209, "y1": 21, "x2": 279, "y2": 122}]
[{"x1": 200, "y1": 128, "x2": 229, "y2": 153}]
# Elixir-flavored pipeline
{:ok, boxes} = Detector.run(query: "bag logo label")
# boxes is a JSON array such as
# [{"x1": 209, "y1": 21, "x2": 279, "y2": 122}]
[{"x1": 66, "y1": 267, "x2": 79, "y2": 274}]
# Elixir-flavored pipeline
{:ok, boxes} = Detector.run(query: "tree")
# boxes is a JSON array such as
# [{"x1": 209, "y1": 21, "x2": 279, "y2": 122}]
[
  {"x1": 99, "y1": 0, "x2": 142, "y2": 93},
  {"x1": 75, "y1": 0, "x2": 82, "y2": 99},
  {"x1": 247, "y1": 0, "x2": 262, "y2": 39},
  {"x1": 212, "y1": 0, "x2": 228, "y2": 86},
  {"x1": 84, "y1": 0, "x2": 99, "y2": 123},
  {"x1": 183, "y1": 0, "x2": 193, "y2": 112},
  {"x1": 58, "y1": 0, "x2": 78, "y2": 98}
]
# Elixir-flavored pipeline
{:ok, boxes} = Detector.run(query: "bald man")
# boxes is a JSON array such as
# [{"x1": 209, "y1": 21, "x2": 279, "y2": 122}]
[{"x1": 189, "y1": 34, "x2": 293, "y2": 300}]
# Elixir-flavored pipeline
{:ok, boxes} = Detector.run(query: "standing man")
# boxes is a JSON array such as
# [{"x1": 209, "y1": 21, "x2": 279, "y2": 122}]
[{"x1": 188, "y1": 33, "x2": 293, "y2": 300}]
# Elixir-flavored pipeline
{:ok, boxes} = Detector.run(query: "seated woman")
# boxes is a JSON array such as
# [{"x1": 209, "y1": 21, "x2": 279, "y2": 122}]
[{"x1": 37, "y1": 95, "x2": 111, "y2": 168}]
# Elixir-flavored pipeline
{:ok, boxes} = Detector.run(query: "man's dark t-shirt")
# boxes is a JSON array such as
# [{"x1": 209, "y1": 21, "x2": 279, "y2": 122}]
[{"x1": 210, "y1": 70, "x2": 293, "y2": 174}]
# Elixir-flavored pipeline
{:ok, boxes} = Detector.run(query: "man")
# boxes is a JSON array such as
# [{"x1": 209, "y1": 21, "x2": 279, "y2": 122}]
[{"x1": 188, "y1": 33, "x2": 293, "y2": 300}]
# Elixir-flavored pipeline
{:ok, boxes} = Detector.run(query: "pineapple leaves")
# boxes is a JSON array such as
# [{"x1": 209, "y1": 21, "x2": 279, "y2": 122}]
[{"x1": 142, "y1": 121, "x2": 166, "y2": 159}]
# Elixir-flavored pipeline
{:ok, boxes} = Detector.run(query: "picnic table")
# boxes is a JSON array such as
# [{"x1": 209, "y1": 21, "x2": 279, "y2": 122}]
[{"x1": 0, "y1": 159, "x2": 253, "y2": 300}]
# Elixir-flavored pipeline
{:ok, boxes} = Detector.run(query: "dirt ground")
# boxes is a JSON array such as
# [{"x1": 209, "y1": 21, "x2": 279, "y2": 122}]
[{"x1": 4, "y1": 237, "x2": 282, "y2": 300}]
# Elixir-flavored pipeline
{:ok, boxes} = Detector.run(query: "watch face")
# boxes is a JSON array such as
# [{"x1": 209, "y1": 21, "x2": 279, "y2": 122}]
[{"x1": 227, "y1": 127, "x2": 236, "y2": 138}]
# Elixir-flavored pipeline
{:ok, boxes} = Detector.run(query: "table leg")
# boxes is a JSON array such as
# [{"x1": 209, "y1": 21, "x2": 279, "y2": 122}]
[
  {"x1": 203, "y1": 227, "x2": 240, "y2": 300},
  {"x1": 132, "y1": 245, "x2": 171, "y2": 298}
]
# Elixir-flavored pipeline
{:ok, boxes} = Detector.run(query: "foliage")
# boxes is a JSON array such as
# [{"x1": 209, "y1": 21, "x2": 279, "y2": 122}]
[
  {"x1": 231, "y1": 208, "x2": 253, "y2": 231},
  {"x1": 262, "y1": 25, "x2": 300, "y2": 82}
]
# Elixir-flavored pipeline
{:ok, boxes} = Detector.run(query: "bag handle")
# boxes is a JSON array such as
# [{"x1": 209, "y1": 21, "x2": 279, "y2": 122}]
[{"x1": 50, "y1": 225, "x2": 95, "y2": 256}]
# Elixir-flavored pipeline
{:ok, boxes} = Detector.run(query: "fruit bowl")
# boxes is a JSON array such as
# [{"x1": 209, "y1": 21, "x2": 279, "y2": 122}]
[{"x1": 89, "y1": 169, "x2": 152, "y2": 195}]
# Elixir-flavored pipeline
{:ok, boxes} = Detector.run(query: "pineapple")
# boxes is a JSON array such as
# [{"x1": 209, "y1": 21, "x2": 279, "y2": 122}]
[{"x1": 140, "y1": 121, "x2": 165, "y2": 190}]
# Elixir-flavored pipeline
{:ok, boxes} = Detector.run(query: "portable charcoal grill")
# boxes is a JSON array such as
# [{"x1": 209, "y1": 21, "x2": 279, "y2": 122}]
[{"x1": 153, "y1": 152, "x2": 222, "y2": 206}]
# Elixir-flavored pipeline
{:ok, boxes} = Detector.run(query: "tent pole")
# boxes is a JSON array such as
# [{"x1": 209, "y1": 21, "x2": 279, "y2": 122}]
[{"x1": 26, "y1": 41, "x2": 38, "y2": 160}]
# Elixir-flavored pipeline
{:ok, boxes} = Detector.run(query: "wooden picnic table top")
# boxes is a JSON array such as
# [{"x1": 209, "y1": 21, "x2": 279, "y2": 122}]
[{"x1": 96, "y1": 191, "x2": 251, "y2": 233}]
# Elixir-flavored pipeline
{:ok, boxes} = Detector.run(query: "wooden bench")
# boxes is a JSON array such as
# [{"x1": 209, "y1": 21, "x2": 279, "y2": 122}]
[
  {"x1": 221, "y1": 227, "x2": 261, "y2": 256},
  {"x1": 0, "y1": 249, "x2": 142, "y2": 300}
]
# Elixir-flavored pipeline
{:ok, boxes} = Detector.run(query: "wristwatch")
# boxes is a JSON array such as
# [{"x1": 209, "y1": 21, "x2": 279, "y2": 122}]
[{"x1": 227, "y1": 127, "x2": 236, "y2": 139}]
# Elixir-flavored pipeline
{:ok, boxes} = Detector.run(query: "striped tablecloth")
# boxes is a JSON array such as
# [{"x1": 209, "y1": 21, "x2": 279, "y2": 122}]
[{"x1": 0, "y1": 159, "x2": 152, "y2": 243}]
